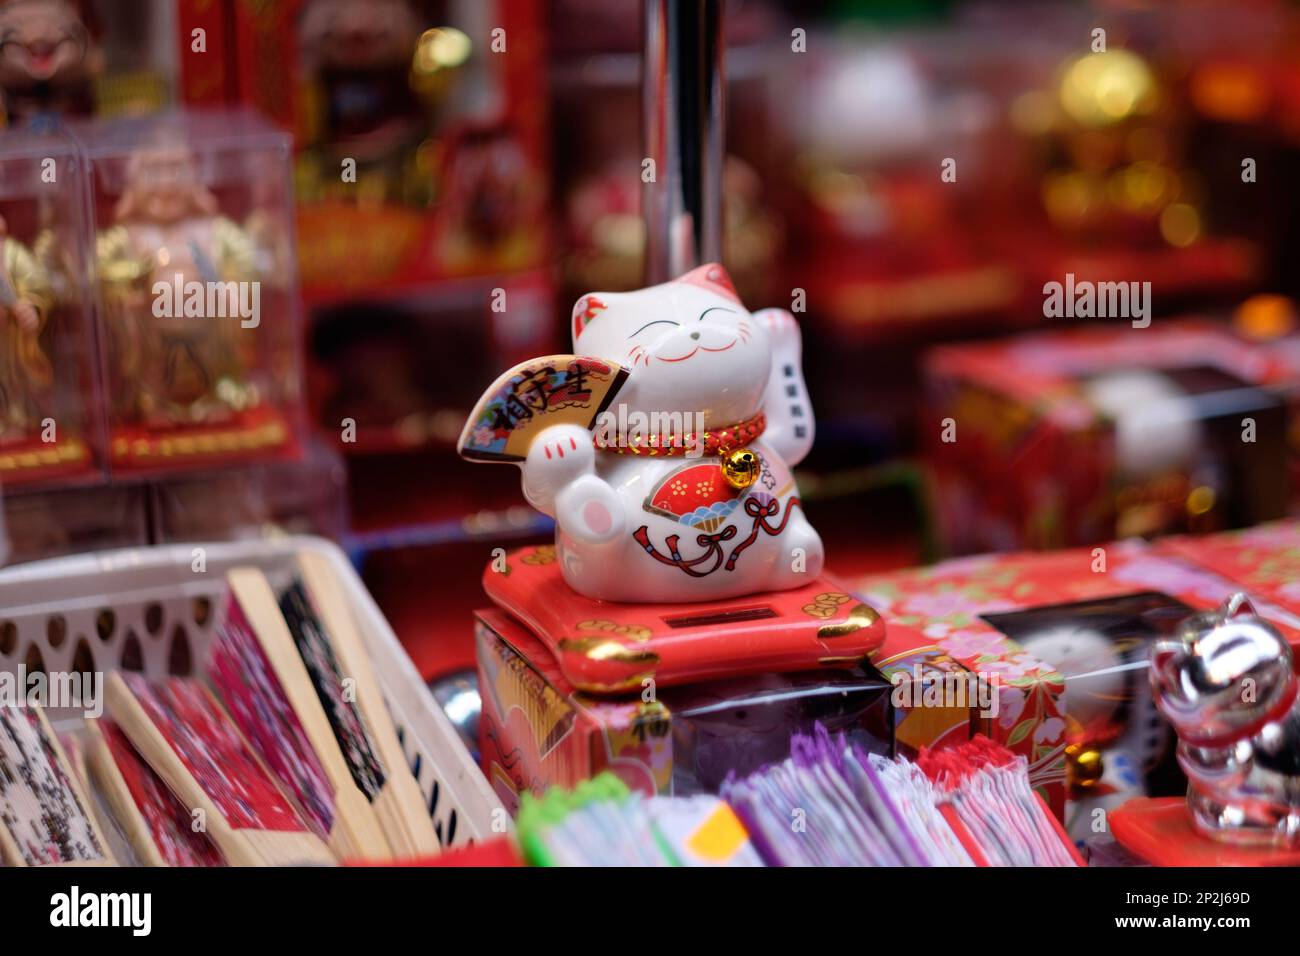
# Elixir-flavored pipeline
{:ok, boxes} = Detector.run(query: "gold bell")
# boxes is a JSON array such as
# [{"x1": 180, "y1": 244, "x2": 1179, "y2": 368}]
[
  {"x1": 721, "y1": 447, "x2": 760, "y2": 490},
  {"x1": 1065, "y1": 743, "x2": 1104, "y2": 791}
]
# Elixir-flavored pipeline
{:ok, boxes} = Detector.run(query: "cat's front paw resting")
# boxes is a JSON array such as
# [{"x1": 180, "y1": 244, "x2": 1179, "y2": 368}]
[
  {"x1": 522, "y1": 424, "x2": 622, "y2": 544},
  {"x1": 555, "y1": 474, "x2": 624, "y2": 545}
]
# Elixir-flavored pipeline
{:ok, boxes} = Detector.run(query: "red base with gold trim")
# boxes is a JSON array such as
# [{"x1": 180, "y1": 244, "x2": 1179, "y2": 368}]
[
  {"x1": 109, "y1": 405, "x2": 295, "y2": 474},
  {"x1": 483, "y1": 544, "x2": 886, "y2": 693},
  {"x1": 0, "y1": 434, "x2": 95, "y2": 487}
]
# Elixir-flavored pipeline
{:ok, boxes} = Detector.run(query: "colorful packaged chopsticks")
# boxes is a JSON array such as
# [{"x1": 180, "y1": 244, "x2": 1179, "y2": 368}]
[
  {"x1": 514, "y1": 728, "x2": 1079, "y2": 867},
  {"x1": 722, "y1": 726, "x2": 935, "y2": 866},
  {"x1": 916, "y1": 736, "x2": 1083, "y2": 867},
  {"x1": 723, "y1": 727, "x2": 1080, "y2": 867}
]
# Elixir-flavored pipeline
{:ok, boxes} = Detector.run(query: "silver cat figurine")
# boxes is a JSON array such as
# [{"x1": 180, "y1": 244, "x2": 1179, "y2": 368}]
[{"x1": 1150, "y1": 593, "x2": 1300, "y2": 846}]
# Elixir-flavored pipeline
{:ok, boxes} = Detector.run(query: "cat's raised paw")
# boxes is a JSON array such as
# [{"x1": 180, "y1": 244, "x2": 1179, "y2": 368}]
[
  {"x1": 523, "y1": 423, "x2": 596, "y2": 506},
  {"x1": 753, "y1": 308, "x2": 801, "y2": 355}
]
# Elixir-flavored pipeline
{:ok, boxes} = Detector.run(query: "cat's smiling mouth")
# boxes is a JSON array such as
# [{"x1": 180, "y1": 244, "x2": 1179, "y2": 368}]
[{"x1": 657, "y1": 340, "x2": 737, "y2": 363}]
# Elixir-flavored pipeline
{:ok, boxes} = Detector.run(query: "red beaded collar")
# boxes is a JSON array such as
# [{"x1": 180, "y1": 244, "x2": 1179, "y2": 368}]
[{"x1": 594, "y1": 411, "x2": 766, "y2": 457}]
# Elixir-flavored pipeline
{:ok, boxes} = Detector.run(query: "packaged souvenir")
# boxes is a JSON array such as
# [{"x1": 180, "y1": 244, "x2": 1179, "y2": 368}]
[
  {"x1": 476, "y1": 607, "x2": 894, "y2": 813},
  {"x1": 925, "y1": 321, "x2": 1293, "y2": 553},
  {"x1": 73, "y1": 108, "x2": 305, "y2": 476},
  {"x1": 857, "y1": 539, "x2": 1300, "y2": 821}
]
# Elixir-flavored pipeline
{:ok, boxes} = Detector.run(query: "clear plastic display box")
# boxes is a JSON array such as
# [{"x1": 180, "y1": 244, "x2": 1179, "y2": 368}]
[
  {"x1": 0, "y1": 125, "x2": 103, "y2": 489},
  {"x1": 68, "y1": 108, "x2": 306, "y2": 478}
]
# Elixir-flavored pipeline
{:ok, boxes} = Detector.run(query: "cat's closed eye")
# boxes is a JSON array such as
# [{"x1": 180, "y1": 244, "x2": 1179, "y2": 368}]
[
  {"x1": 629, "y1": 319, "x2": 680, "y2": 338},
  {"x1": 699, "y1": 307, "x2": 737, "y2": 321}
]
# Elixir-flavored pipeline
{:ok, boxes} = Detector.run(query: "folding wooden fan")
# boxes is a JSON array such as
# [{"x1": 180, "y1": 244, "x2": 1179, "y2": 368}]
[
  {"x1": 0, "y1": 703, "x2": 115, "y2": 867},
  {"x1": 458, "y1": 354, "x2": 628, "y2": 462},
  {"x1": 211, "y1": 568, "x2": 392, "y2": 862},
  {"x1": 289, "y1": 550, "x2": 441, "y2": 858},
  {"x1": 85, "y1": 718, "x2": 225, "y2": 867},
  {"x1": 105, "y1": 672, "x2": 334, "y2": 866}
]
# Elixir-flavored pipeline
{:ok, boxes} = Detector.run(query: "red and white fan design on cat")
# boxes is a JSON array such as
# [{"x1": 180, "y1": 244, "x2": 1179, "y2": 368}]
[{"x1": 644, "y1": 462, "x2": 744, "y2": 533}]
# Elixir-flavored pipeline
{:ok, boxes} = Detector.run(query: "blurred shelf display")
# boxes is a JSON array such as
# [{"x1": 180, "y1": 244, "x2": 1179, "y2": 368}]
[
  {"x1": 307, "y1": 269, "x2": 557, "y2": 456},
  {"x1": 924, "y1": 320, "x2": 1297, "y2": 554},
  {"x1": 150, "y1": 435, "x2": 349, "y2": 544},
  {"x1": 231, "y1": 0, "x2": 551, "y2": 297},
  {"x1": 3, "y1": 0, "x2": 1300, "y2": 875},
  {"x1": 0, "y1": 479, "x2": 149, "y2": 564}
]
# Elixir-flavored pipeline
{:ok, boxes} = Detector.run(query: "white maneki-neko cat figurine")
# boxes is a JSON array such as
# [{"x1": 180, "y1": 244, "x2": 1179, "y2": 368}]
[{"x1": 460, "y1": 263, "x2": 824, "y2": 603}]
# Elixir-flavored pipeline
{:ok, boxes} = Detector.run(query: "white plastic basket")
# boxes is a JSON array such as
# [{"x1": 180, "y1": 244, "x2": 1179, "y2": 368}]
[{"x1": 0, "y1": 535, "x2": 504, "y2": 852}]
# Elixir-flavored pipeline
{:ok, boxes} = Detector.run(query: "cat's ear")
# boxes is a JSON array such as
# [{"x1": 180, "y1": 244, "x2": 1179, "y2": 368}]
[
  {"x1": 676, "y1": 263, "x2": 741, "y2": 304},
  {"x1": 571, "y1": 293, "x2": 611, "y2": 344}
]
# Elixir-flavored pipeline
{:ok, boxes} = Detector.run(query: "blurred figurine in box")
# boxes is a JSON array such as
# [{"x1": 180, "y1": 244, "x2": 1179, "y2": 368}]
[
  {"x1": 438, "y1": 121, "x2": 542, "y2": 271},
  {"x1": 0, "y1": 0, "x2": 101, "y2": 128},
  {"x1": 96, "y1": 141, "x2": 258, "y2": 427},
  {"x1": 295, "y1": 0, "x2": 464, "y2": 207},
  {"x1": 0, "y1": 213, "x2": 54, "y2": 437}
]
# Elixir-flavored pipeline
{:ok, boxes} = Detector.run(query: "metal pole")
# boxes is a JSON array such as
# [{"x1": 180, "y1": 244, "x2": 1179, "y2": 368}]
[{"x1": 642, "y1": 0, "x2": 725, "y2": 284}]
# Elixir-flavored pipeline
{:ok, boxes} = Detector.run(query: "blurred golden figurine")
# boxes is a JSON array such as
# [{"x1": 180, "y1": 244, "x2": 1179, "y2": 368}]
[
  {"x1": 292, "y1": 0, "x2": 478, "y2": 207},
  {"x1": 0, "y1": 213, "x2": 55, "y2": 437},
  {"x1": 96, "y1": 143, "x2": 258, "y2": 427}
]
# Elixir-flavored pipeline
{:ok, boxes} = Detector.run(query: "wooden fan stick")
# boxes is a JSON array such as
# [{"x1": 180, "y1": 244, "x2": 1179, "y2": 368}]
[{"x1": 294, "y1": 549, "x2": 442, "y2": 858}]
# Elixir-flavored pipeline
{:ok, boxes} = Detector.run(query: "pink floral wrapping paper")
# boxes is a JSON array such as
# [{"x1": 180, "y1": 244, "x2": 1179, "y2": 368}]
[
  {"x1": 857, "y1": 555, "x2": 1069, "y2": 816},
  {"x1": 855, "y1": 536, "x2": 1300, "y2": 819},
  {"x1": 1158, "y1": 520, "x2": 1300, "y2": 634}
]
